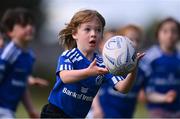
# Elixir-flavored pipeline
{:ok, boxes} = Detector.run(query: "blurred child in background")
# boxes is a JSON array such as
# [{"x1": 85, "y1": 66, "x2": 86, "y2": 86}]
[
  {"x1": 139, "y1": 17, "x2": 180, "y2": 118},
  {"x1": 0, "y1": 8, "x2": 47, "y2": 118},
  {"x1": 116, "y1": 25, "x2": 142, "y2": 49},
  {"x1": 92, "y1": 25, "x2": 146, "y2": 118},
  {"x1": 0, "y1": 25, "x2": 49, "y2": 88}
]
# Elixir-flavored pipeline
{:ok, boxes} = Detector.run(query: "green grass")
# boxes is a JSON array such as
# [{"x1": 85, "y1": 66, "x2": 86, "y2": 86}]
[
  {"x1": 17, "y1": 102, "x2": 148, "y2": 118},
  {"x1": 16, "y1": 87, "x2": 50, "y2": 118},
  {"x1": 134, "y1": 102, "x2": 148, "y2": 118},
  {"x1": 16, "y1": 87, "x2": 148, "y2": 118}
]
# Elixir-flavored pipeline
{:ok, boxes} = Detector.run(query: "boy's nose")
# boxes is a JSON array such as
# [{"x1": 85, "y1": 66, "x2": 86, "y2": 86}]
[{"x1": 90, "y1": 30, "x2": 96, "y2": 38}]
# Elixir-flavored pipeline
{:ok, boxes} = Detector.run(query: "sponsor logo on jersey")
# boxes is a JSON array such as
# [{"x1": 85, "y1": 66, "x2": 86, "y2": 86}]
[
  {"x1": 81, "y1": 87, "x2": 88, "y2": 93},
  {"x1": 62, "y1": 87, "x2": 93, "y2": 102}
]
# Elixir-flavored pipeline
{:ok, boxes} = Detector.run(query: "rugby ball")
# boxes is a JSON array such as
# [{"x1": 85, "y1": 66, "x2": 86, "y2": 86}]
[{"x1": 102, "y1": 35, "x2": 137, "y2": 75}]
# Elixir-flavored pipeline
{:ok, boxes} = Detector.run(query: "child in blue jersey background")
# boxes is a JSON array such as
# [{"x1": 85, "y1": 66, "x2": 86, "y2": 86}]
[
  {"x1": 139, "y1": 17, "x2": 180, "y2": 118},
  {"x1": 40, "y1": 9, "x2": 145, "y2": 118},
  {"x1": 0, "y1": 30, "x2": 49, "y2": 87},
  {"x1": 91, "y1": 25, "x2": 145, "y2": 118},
  {"x1": 0, "y1": 8, "x2": 41, "y2": 118}
]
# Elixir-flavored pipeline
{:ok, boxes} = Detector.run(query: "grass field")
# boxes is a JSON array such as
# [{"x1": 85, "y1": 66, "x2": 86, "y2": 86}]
[
  {"x1": 16, "y1": 102, "x2": 148, "y2": 118},
  {"x1": 16, "y1": 86, "x2": 148, "y2": 118},
  {"x1": 16, "y1": 87, "x2": 50, "y2": 118}
]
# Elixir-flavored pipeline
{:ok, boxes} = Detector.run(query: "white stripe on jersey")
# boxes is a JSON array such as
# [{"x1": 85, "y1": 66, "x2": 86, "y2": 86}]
[
  {"x1": 68, "y1": 65, "x2": 72, "y2": 70},
  {"x1": 112, "y1": 76, "x2": 118, "y2": 84},
  {"x1": 10, "y1": 50, "x2": 21, "y2": 64},
  {"x1": 59, "y1": 64, "x2": 73, "y2": 71},
  {"x1": 1, "y1": 42, "x2": 21, "y2": 64},
  {"x1": 64, "y1": 59, "x2": 71, "y2": 63},
  {"x1": 61, "y1": 50, "x2": 69, "y2": 56},
  {"x1": 60, "y1": 65, "x2": 63, "y2": 71},
  {"x1": 77, "y1": 56, "x2": 83, "y2": 61},
  {"x1": 64, "y1": 64, "x2": 67, "y2": 70},
  {"x1": 116, "y1": 76, "x2": 123, "y2": 81},
  {"x1": 1, "y1": 42, "x2": 15, "y2": 60},
  {"x1": 66, "y1": 48, "x2": 76, "y2": 57},
  {"x1": 69, "y1": 51, "x2": 78, "y2": 60},
  {"x1": 76, "y1": 53, "x2": 79, "y2": 57},
  {"x1": 72, "y1": 56, "x2": 83, "y2": 63}
]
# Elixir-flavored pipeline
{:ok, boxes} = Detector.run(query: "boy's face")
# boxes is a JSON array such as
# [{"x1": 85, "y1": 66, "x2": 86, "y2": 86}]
[
  {"x1": 72, "y1": 17, "x2": 103, "y2": 53},
  {"x1": 158, "y1": 21, "x2": 179, "y2": 50},
  {"x1": 9, "y1": 24, "x2": 35, "y2": 42}
]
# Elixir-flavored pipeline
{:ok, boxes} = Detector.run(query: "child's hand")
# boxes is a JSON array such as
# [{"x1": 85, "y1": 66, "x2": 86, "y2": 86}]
[
  {"x1": 129, "y1": 52, "x2": 145, "y2": 73},
  {"x1": 136, "y1": 52, "x2": 145, "y2": 62},
  {"x1": 165, "y1": 90, "x2": 177, "y2": 103},
  {"x1": 87, "y1": 59, "x2": 109, "y2": 76}
]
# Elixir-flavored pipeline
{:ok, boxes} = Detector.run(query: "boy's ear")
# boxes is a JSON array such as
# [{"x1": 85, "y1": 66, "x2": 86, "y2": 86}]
[
  {"x1": 72, "y1": 30, "x2": 77, "y2": 40},
  {"x1": 72, "y1": 34, "x2": 77, "y2": 40}
]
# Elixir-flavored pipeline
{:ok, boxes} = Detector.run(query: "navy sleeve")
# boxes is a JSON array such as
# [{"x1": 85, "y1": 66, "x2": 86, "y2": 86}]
[
  {"x1": 103, "y1": 73, "x2": 124, "y2": 88},
  {"x1": 0, "y1": 43, "x2": 21, "y2": 83},
  {"x1": 56, "y1": 53, "x2": 74, "y2": 76}
]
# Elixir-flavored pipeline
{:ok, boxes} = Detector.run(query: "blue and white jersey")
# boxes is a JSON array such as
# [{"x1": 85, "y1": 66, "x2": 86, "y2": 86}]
[
  {"x1": 0, "y1": 41, "x2": 35, "y2": 111},
  {"x1": 98, "y1": 66, "x2": 146, "y2": 118},
  {"x1": 48, "y1": 48, "x2": 124, "y2": 118},
  {"x1": 139, "y1": 45, "x2": 180, "y2": 111},
  {"x1": 0, "y1": 48, "x2": 3, "y2": 55}
]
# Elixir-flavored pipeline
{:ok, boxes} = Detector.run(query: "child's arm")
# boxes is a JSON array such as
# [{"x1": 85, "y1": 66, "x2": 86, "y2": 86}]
[
  {"x1": 146, "y1": 90, "x2": 176, "y2": 103},
  {"x1": 114, "y1": 69, "x2": 136, "y2": 93},
  {"x1": 22, "y1": 89, "x2": 40, "y2": 118},
  {"x1": 91, "y1": 93, "x2": 104, "y2": 118},
  {"x1": 138, "y1": 89, "x2": 147, "y2": 103},
  {"x1": 28, "y1": 75, "x2": 49, "y2": 87},
  {"x1": 114, "y1": 53, "x2": 145, "y2": 93},
  {"x1": 60, "y1": 59, "x2": 108, "y2": 83}
]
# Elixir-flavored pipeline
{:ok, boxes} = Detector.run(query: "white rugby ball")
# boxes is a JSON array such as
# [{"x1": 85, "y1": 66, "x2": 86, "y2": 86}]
[{"x1": 102, "y1": 35, "x2": 137, "y2": 75}]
